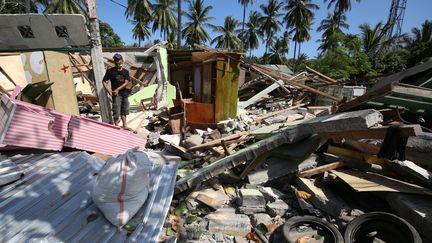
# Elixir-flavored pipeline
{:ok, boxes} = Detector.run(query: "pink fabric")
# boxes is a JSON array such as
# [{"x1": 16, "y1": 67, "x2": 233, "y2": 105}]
[{"x1": 2, "y1": 96, "x2": 146, "y2": 155}]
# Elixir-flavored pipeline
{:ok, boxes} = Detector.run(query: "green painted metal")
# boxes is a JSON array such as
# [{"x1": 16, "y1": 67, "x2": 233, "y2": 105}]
[
  {"x1": 374, "y1": 95, "x2": 432, "y2": 111},
  {"x1": 128, "y1": 83, "x2": 176, "y2": 107}
]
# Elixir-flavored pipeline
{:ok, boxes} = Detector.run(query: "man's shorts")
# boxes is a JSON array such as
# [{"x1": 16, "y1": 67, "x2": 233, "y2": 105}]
[{"x1": 112, "y1": 95, "x2": 129, "y2": 119}]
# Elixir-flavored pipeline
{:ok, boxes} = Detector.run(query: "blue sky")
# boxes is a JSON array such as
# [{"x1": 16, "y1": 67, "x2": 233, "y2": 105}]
[{"x1": 97, "y1": 0, "x2": 432, "y2": 58}]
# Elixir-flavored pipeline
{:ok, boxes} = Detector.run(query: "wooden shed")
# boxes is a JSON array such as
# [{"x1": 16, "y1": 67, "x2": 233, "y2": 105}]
[{"x1": 169, "y1": 50, "x2": 243, "y2": 125}]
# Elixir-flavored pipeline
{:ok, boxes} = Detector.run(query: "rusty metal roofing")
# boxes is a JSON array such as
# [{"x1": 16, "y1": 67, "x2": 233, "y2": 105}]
[{"x1": 0, "y1": 151, "x2": 178, "y2": 243}]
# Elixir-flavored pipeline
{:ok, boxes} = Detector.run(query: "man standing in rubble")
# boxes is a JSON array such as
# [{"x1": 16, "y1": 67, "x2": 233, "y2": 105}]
[{"x1": 103, "y1": 53, "x2": 130, "y2": 129}]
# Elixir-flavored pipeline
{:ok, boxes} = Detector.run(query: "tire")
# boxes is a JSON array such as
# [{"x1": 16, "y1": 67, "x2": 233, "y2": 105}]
[
  {"x1": 282, "y1": 215, "x2": 344, "y2": 243},
  {"x1": 344, "y1": 212, "x2": 422, "y2": 243}
]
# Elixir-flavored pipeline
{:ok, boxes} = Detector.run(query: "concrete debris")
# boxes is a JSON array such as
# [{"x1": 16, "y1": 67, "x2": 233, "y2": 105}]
[
  {"x1": 250, "y1": 213, "x2": 273, "y2": 227},
  {"x1": 207, "y1": 207, "x2": 252, "y2": 237},
  {"x1": 5, "y1": 46, "x2": 432, "y2": 243},
  {"x1": 160, "y1": 134, "x2": 183, "y2": 146},
  {"x1": 182, "y1": 134, "x2": 204, "y2": 149},
  {"x1": 266, "y1": 200, "x2": 290, "y2": 217}
]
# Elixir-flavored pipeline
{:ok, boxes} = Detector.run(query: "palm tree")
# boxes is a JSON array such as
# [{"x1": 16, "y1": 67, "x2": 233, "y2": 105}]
[
  {"x1": 267, "y1": 37, "x2": 289, "y2": 64},
  {"x1": 410, "y1": 20, "x2": 432, "y2": 45},
  {"x1": 182, "y1": 0, "x2": 214, "y2": 47},
  {"x1": 152, "y1": 0, "x2": 177, "y2": 40},
  {"x1": 167, "y1": 31, "x2": 177, "y2": 49},
  {"x1": 284, "y1": 0, "x2": 318, "y2": 60},
  {"x1": 281, "y1": 30, "x2": 290, "y2": 55},
  {"x1": 211, "y1": 16, "x2": 242, "y2": 50},
  {"x1": 0, "y1": 0, "x2": 38, "y2": 13},
  {"x1": 317, "y1": 12, "x2": 349, "y2": 52},
  {"x1": 240, "y1": 11, "x2": 263, "y2": 56},
  {"x1": 259, "y1": 0, "x2": 284, "y2": 54},
  {"x1": 43, "y1": 0, "x2": 87, "y2": 15},
  {"x1": 126, "y1": 0, "x2": 152, "y2": 23},
  {"x1": 324, "y1": 0, "x2": 361, "y2": 14},
  {"x1": 238, "y1": 0, "x2": 256, "y2": 48},
  {"x1": 131, "y1": 18, "x2": 151, "y2": 46},
  {"x1": 359, "y1": 22, "x2": 389, "y2": 55}
]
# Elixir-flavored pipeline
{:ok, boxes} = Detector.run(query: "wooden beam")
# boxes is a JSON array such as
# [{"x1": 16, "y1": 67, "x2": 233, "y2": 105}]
[
  {"x1": 391, "y1": 84, "x2": 432, "y2": 101},
  {"x1": 306, "y1": 66, "x2": 338, "y2": 84},
  {"x1": 187, "y1": 132, "x2": 249, "y2": 152},
  {"x1": 255, "y1": 103, "x2": 307, "y2": 122},
  {"x1": 299, "y1": 161, "x2": 345, "y2": 178},
  {"x1": 319, "y1": 124, "x2": 422, "y2": 140},
  {"x1": 253, "y1": 65, "x2": 343, "y2": 102}
]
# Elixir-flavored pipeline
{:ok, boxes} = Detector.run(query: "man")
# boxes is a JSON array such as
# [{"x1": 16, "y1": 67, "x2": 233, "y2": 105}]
[{"x1": 103, "y1": 53, "x2": 130, "y2": 129}]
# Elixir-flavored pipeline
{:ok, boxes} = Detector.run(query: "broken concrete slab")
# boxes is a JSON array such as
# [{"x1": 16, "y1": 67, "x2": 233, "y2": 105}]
[
  {"x1": 238, "y1": 206, "x2": 266, "y2": 214},
  {"x1": 296, "y1": 177, "x2": 351, "y2": 218},
  {"x1": 258, "y1": 187, "x2": 285, "y2": 203},
  {"x1": 266, "y1": 200, "x2": 290, "y2": 217},
  {"x1": 217, "y1": 119, "x2": 237, "y2": 134},
  {"x1": 406, "y1": 132, "x2": 432, "y2": 169},
  {"x1": 386, "y1": 193, "x2": 432, "y2": 241},
  {"x1": 160, "y1": 134, "x2": 182, "y2": 146},
  {"x1": 248, "y1": 154, "x2": 319, "y2": 185},
  {"x1": 176, "y1": 109, "x2": 383, "y2": 193},
  {"x1": 189, "y1": 187, "x2": 230, "y2": 207},
  {"x1": 207, "y1": 207, "x2": 252, "y2": 237},
  {"x1": 388, "y1": 160, "x2": 432, "y2": 188},
  {"x1": 183, "y1": 134, "x2": 204, "y2": 148},
  {"x1": 250, "y1": 213, "x2": 273, "y2": 227},
  {"x1": 239, "y1": 189, "x2": 266, "y2": 207},
  {"x1": 196, "y1": 193, "x2": 222, "y2": 210}
]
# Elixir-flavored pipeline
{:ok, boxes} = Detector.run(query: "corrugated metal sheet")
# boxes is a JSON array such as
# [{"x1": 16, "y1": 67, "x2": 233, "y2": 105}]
[
  {"x1": 0, "y1": 94, "x2": 147, "y2": 155},
  {"x1": 64, "y1": 116, "x2": 147, "y2": 155},
  {"x1": 0, "y1": 151, "x2": 178, "y2": 243}
]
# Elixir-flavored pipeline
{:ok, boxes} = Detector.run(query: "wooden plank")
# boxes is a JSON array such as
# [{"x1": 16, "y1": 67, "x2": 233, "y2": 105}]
[
  {"x1": 298, "y1": 162, "x2": 344, "y2": 178},
  {"x1": 332, "y1": 169, "x2": 432, "y2": 195},
  {"x1": 255, "y1": 103, "x2": 307, "y2": 122},
  {"x1": 327, "y1": 145, "x2": 387, "y2": 164},
  {"x1": 306, "y1": 66, "x2": 338, "y2": 84},
  {"x1": 319, "y1": 124, "x2": 422, "y2": 140},
  {"x1": 187, "y1": 131, "x2": 248, "y2": 152},
  {"x1": 253, "y1": 65, "x2": 343, "y2": 102},
  {"x1": 392, "y1": 84, "x2": 432, "y2": 101},
  {"x1": 44, "y1": 51, "x2": 79, "y2": 115}
]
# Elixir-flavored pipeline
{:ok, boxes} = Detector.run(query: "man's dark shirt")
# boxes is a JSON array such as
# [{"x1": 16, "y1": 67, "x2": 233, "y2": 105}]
[{"x1": 103, "y1": 67, "x2": 130, "y2": 96}]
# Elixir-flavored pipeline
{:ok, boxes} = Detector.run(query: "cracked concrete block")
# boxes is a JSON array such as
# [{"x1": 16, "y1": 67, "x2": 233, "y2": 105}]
[
  {"x1": 250, "y1": 213, "x2": 273, "y2": 227},
  {"x1": 266, "y1": 199, "x2": 290, "y2": 217},
  {"x1": 239, "y1": 189, "x2": 266, "y2": 207},
  {"x1": 207, "y1": 207, "x2": 251, "y2": 237},
  {"x1": 183, "y1": 134, "x2": 204, "y2": 148}
]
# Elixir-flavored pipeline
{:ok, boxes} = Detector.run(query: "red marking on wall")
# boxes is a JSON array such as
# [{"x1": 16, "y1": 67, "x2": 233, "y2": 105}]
[{"x1": 60, "y1": 64, "x2": 69, "y2": 73}]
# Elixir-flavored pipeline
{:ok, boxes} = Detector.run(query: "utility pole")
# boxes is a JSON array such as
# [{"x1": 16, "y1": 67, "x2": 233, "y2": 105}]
[
  {"x1": 85, "y1": 0, "x2": 112, "y2": 123},
  {"x1": 177, "y1": 0, "x2": 181, "y2": 48}
]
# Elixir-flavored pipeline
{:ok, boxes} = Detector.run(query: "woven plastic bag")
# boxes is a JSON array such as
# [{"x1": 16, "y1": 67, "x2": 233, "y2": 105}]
[{"x1": 92, "y1": 148, "x2": 151, "y2": 228}]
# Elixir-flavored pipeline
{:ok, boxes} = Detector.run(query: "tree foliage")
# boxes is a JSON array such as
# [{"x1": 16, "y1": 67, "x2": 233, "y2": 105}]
[
  {"x1": 99, "y1": 21, "x2": 124, "y2": 47},
  {"x1": 182, "y1": 0, "x2": 214, "y2": 47}
]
